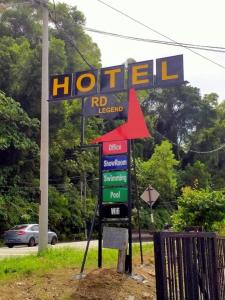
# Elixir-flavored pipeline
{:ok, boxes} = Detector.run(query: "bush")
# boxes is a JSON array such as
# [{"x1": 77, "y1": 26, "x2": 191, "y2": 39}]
[
  {"x1": 212, "y1": 219, "x2": 225, "y2": 236},
  {"x1": 172, "y1": 187, "x2": 225, "y2": 231}
]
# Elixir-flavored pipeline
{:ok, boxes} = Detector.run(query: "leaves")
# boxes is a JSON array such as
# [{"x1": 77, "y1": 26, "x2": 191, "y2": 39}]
[
  {"x1": 0, "y1": 91, "x2": 39, "y2": 151},
  {"x1": 138, "y1": 140, "x2": 179, "y2": 202},
  {"x1": 172, "y1": 187, "x2": 225, "y2": 231},
  {"x1": 0, "y1": 2, "x2": 224, "y2": 237}
]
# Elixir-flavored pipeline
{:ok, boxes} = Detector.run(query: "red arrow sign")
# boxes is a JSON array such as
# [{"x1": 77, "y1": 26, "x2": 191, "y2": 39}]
[{"x1": 91, "y1": 88, "x2": 150, "y2": 143}]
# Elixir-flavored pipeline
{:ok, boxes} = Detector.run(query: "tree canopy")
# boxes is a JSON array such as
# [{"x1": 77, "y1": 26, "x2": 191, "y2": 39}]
[{"x1": 0, "y1": 1, "x2": 224, "y2": 237}]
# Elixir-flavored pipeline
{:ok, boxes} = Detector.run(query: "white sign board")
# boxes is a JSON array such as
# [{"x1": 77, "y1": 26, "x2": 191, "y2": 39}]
[
  {"x1": 103, "y1": 227, "x2": 128, "y2": 250},
  {"x1": 140, "y1": 185, "x2": 159, "y2": 206}
]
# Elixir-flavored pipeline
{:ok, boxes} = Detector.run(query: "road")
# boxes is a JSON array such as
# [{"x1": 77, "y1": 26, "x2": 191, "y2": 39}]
[
  {"x1": 0, "y1": 240, "x2": 98, "y2": 259},
  {"x1": 0, "y1": 231, "x2": 153, "y2": 259}
]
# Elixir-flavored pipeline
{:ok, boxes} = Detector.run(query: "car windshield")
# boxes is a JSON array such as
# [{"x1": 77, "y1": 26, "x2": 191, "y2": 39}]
[{"x1": 10, "y1": 225, "x2": 28, "y2": 230}]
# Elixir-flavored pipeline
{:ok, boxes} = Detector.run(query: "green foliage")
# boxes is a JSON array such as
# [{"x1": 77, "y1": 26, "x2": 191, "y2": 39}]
[
  {"x1": 0, "y1": 1, "x2": 224, "y2": 239},
  {"x1": 172, "y1": 187, "x2": 225, "y2": 231},
  {"x1": 136, "y1": 141, "x2": 178, "y2": 229},
  {"x1": 132, "y1": 206, "x2": 173, "y2": 230},
  {"x1": 0, "y1": 91, "x2": 39, "y2": 150},
  {"x1": 186, "y1": 97, "x2": 225, "y2": 189},
  {"x1": 0, "y1": 2, "x2": 101, "y2": 238},
  {"x1": 143, "y1": 85, "x2": 203, "y2": 149},
  {"x1": 138, "y1": 140, "x2": 179, "y2": 202},
  {"x1": 0, "y1": 193, "x2": 38, "y2": 227},
  {"x1": 50, "y1": 2, "x2": 101, "y2": 71},
  {"x1": 212, "y1": 218, "x2": 225, "y2": 236},
  {"x1": 180, "y1": 160, "x2": 211, "y2": 189},
  {"x1": 0, "y1": 91, "x2": 39, "y2": 233}
]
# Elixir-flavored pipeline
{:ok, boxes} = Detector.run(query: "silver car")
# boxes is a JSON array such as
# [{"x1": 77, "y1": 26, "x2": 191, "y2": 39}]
[{"x1": 3, "y1": 224, "x2": 58, "y2": 248}]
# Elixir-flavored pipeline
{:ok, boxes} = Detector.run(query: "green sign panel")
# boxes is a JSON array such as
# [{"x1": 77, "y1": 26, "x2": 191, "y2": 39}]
[
  {"x1": 103, "y1": 171, "x2": 128, "y2": 187},
  {"x1": 103, "y1": 187, "x2": 128, "y2": 203}
]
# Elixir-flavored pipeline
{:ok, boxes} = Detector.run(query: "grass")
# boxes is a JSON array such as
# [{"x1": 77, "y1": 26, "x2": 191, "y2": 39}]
[{"x1": 0, "y1": 243, "x2": 153, "y2": 282}]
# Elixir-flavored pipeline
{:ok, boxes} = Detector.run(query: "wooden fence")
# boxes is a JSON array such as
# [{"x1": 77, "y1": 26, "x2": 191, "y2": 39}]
[{"x1": 154, "y1": 232, "x2": 225, "y2": 300}]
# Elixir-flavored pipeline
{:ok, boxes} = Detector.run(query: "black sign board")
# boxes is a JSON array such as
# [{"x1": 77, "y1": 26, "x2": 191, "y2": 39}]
[
  {"x1": 102, "y1": 203, "x2": 128, "y2": 219},
  {"x1": 83, "y1": 94, "x2": 127, "y2": 120}
]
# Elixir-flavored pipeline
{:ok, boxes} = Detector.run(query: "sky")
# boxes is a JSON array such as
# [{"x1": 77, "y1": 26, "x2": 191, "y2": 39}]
[{"x1": 56, "y1": 0, "x2": 225, "y2": 102}]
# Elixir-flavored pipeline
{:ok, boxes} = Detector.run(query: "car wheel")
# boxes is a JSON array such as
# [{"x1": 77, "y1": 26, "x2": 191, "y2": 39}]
[
  {"x1": 6, "y1": 244, "x2": 14, "y2": 248},
  {"x1": 51, "y1": 236, "x2": 57, "y2": 245},
  {"x1": 28, "y1": 237, "x2": 35, "y2": 247}
]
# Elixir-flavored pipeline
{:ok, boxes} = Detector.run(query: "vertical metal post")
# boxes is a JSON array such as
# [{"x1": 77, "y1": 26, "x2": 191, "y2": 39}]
[
  {"x1": 81, "y1": 98, "x2": 85, "y2": 146},
  {"x1": 84, "y1": 172, "x2": 87, "y2": 240},
  {"x1": 210, "y1": 235, "x2": 220, "y2": 300},
  {"x1": 80, "y1": 199, "x2": 99, "y2": 274},
  {"x1": 148, "y1": 187, "x2": 154, "y2": 223},
  {"x1": 128, "y1": 140, "x2": 132, "y2": 274},
  {"x1": 80, "y1": 181, "x2": 83, "y2": 203},
  {"x1": 38, "y1": 0, "x2": 49, "y2": 252},
  {"x1": 154, "y1": 232, "x2": 168, "y2": 300},
  {"x1": 131, "y1": 140, "x2": 143, "y2": 265},
  {"x1": 98, "y1": 143, "x2": 103, "y2": 268}
]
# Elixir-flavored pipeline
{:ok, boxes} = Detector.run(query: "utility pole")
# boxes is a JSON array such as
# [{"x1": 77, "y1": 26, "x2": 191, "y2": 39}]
[{"x1": 38, "y1": 0, "x2": 49, "y2": 252}]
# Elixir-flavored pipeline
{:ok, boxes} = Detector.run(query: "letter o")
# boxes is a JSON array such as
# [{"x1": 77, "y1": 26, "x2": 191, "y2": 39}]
[{"x1": 76, "y1": 73, "x2": 96, "y2": 93}]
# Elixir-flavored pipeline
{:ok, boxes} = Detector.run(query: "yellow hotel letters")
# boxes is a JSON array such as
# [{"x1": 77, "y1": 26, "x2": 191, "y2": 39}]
[{"x1": 49, "y1": 55, "x2": 184, "y2": 100}]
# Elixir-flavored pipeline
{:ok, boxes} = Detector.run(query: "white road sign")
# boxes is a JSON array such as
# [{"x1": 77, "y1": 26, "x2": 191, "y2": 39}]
[{"x1": 140, "y1": 185, "x2": 159, "y2": 206}]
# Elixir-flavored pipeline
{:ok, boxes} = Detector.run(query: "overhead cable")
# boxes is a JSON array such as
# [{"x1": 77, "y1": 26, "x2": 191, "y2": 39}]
[
  {"x1": 96, "y1": 0, "x2": 225, "y2": 70},
  {"x1": 49, "y1": 2, "x2": 94, "y2": 69},
  {"x1": 153, "y1": 129, "x2": 225, "y2": 154},
  {"x1": 85, "y1": 27, "x2": 225, "y2": 54}
]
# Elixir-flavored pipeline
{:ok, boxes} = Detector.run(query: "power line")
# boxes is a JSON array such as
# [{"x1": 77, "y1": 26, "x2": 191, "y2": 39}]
[
  {"x1": 85, "y1": 27, "x2": 225, "y2": 54},
  {"x1": 0, "y1": 2, "x2": 33, "y2": 6},
  {"x1": 153, "y1": 129, "x2": 225, "y2": 154},
  {"x1": 96, "y1": 0, "x2": 225, "y2": 70},
  {"x1": 49, "y1": 2, "x2": 94, "y2": 69},
  {"x1": 6, "y1": 0, "x2": 94, "y2": 69}
]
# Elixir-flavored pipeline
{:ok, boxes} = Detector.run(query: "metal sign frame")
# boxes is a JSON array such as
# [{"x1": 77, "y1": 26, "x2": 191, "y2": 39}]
[
  {"x1": 98, "y1": 140, "x2": 132, "y2": 273},
  {"x1": 48, "y1": 54, "x2": 186, "y2": 276}
]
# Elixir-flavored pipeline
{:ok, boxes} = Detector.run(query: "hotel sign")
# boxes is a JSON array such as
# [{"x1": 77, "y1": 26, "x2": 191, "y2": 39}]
[{"x1": 49, "y1": 55, "x2": 184, "y2": 100}]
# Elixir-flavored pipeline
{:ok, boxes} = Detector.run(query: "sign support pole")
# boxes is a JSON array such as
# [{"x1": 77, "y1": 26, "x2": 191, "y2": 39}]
[
  {"x1": 98, "y1": 143, "x2": 103, "y2": 268},
  {"x1": 81, "y1": 97, "x2": 85, "y2": 146},
  {"x1": 132, "y1": 140, "x2": 144, "y2": 265},
  {"x1": 80, "y1": 198, "x2": 99, "y2": 275},
  {"x1": 38, "y1": 0, "x2": 49, "y2": 253},
  {"x1": 128, "y1": 140, "x2": 132, "y2": 273},
  {"x1": 148, "y1": 186, "x2": 154, "y2": 223},
  {"x1": 84, "y1": 172, "x2": 87, "y2": 240}
]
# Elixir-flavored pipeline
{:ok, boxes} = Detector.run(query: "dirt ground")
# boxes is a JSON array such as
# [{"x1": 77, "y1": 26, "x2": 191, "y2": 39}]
[{"x1": 0, "y1": 257, "x2": 156, "y2": 300}]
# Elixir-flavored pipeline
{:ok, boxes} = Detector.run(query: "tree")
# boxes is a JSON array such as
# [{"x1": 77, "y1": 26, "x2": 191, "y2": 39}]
[
  {"x1": 138, "y1": 140, "x2": 179, "y2": 202},
  {"x1": 0, "y1": 3, "x2": 101, "y2": 117},
  {"x1": 189, "y1": 99, "x2": 225, "y2": 188},
  {"x1": 0, "y1": 2, "x2": 102, "y2": 238},
  {"x1": 50, "y1": 2, "x2": 101, "y2": 72},
  {"x1": 172, "y1": 187, "x2": 225, "y2": 231},
  {"x1": 135, "y1": 140, "x2": 179, "y2": 229},
  {"x1": 179, "y1": 160, "x2": 211, "y2": 189},
  {"x1": 143, "y1": 85, "x2": 202, "y2": 150},
  {"x1": 0, "y1": 91, "x2": 39, "y2": 233},
  {"x1": 0, "y1": 91, "x2": 39, "y2": 152}
]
